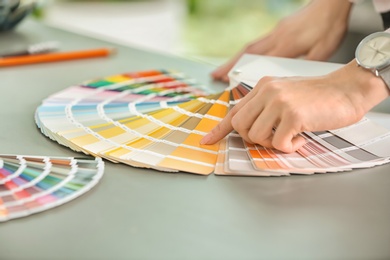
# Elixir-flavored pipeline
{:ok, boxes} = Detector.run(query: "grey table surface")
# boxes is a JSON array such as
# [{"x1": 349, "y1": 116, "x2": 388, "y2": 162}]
[{"x1": 1, "y1": 19, "x2": 390, "y2": 260}]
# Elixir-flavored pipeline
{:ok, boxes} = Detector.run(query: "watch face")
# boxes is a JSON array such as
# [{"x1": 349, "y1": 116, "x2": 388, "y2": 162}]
[{"x1": 356, "y1": 32, "x2": 390, "y2": 69}]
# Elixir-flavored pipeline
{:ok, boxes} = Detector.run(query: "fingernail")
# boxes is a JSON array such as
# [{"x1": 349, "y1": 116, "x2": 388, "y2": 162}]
[{"x1": 200, "y1": 133, "x2": 212, "y2": 145}]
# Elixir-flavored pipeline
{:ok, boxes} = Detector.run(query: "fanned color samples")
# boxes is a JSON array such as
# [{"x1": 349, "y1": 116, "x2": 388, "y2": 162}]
[
  {"x1": 0, "y1": 155, "x2": 104, "y2": 222},
  {"x1": 35, "y1": 68, "x2": 390, "y2": 176}
]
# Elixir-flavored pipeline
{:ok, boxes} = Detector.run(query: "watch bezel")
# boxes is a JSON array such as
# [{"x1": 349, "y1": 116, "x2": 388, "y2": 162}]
[{"x1": 355, "y1": 32, "x2": 390, "y2": 70}]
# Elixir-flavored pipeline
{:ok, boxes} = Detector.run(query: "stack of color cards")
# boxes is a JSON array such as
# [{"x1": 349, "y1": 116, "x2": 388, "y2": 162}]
[
  {"x1": 0, "y1": 155, "x2": 104, "y2": 222},
  {"x1": 35, "y1": 62, "x2": 390, "y2": 176}
]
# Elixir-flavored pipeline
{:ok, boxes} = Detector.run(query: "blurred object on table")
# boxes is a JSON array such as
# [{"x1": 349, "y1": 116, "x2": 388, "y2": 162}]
[{"x1": 0, "y1": 0, "x2": 36, "y2": 31}]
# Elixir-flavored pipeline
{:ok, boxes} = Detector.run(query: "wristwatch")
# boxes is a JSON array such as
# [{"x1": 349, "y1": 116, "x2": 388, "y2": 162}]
[{"x1": 355, "y1": 31, "x2": 390, "y2": 89}]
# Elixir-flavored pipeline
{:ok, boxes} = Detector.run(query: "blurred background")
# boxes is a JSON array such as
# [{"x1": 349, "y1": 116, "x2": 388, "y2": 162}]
[{"x1": 11, "y1": 0, "x2": 386, "y2": 65}]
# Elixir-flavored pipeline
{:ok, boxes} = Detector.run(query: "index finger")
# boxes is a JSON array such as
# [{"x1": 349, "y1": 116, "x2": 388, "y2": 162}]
[
  {"x1": 200, "y1": 111, "x2": 234, "y2": 145},
  {"x1": 200, "y1": 77, "x2": 275, "y2": 145}
]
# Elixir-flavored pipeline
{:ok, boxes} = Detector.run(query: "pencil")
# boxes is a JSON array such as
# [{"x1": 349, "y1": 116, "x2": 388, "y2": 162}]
[{"x1": 0, "y1": 47, "x2": 116, "y2": 67}]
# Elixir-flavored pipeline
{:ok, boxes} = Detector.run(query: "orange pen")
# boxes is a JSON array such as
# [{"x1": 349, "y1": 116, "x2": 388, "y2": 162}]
[{"x1": 0, "y1": 47, "x2": 116, "y2": 67}]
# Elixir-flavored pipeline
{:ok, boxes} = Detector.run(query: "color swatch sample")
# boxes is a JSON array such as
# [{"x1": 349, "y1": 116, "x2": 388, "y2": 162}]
[
  {"x1": 35, "y1": 68, "x2": 390, "y2": 176},
  {"x1": 0, "y1": 155, "x2": 104, "y2": 222}
]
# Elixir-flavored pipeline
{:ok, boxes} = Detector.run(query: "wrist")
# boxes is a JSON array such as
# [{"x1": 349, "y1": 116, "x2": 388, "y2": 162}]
[
  {"x1": 344, "y1": 59, "x2": 390, "y2": 114},
  {"x1": 312, "y1": 0, "x2": 352, "y2": 15}
]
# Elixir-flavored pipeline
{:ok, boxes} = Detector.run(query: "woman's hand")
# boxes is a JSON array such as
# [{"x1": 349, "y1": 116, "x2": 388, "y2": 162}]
[
  {"x1": 211, "y1": 0, "x2": 353, "y2": 82},
  {"x1": 202, "y1": 60, "x2": 390, "y2": 153}
]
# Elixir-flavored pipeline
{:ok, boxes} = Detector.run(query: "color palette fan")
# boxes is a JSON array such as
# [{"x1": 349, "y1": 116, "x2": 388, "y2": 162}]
[
  {"x1": 35, "y1": 57, "x2": 390, "y2": 176},
  {"x1": 0, "y1": 155, "x2": 104, "y2": 222}
]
